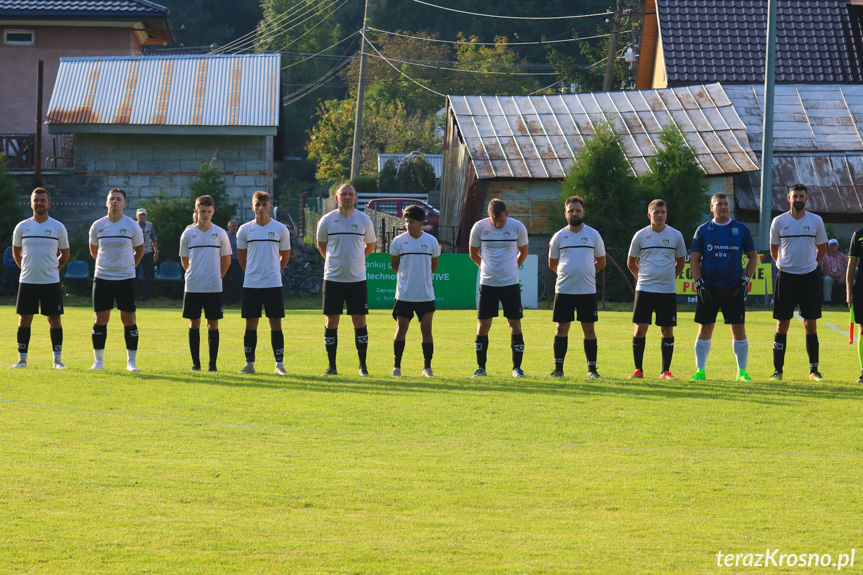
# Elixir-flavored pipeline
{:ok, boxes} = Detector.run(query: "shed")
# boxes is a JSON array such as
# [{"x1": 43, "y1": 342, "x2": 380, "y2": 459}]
[{"x1": 440, "y1": 83, "x2": 759, "y2": 250}]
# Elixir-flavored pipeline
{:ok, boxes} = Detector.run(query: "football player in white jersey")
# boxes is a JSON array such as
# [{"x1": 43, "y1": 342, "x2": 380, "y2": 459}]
[
  {"x1": 468, "y1": 199, "x2": 529, "y2": 378},
  {"x1": 10, "y1": 188, "x2": 70, "y2": 369},
  {"x1": 236, "y1": 191, "x2": 291, "y2": 375},
  {"x1": 547, "y1": 196, "x2": 606, "y2": 378},
  {"x1": 88, "y1": 188, "x2": 145, "y2": 371},
  {"x1": 389, "y1": 205, "x2": 441, "y2": 377},
  {"x1": 316, "y1": 184, "x2": 376, "y2": 376},
  {"x1": 769, "y1": 183, "x2": 828, "y2": 381},
  {"x1": 179, "y1": 195, "x2": 232, "y2": 372}
]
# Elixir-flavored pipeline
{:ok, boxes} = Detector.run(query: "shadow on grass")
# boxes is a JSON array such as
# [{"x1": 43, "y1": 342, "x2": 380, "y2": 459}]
[{"x1": 158, "y1": 369, "x2": 863, "y2": 407}]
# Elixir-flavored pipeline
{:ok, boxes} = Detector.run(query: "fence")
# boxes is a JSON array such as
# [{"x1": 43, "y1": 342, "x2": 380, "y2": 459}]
[{"x1": 302, "y1": 195, "x2": 404, "y2": 253}]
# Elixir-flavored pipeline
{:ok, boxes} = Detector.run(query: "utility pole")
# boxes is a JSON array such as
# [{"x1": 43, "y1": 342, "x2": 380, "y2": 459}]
[
  {"x1": 603, "y1": 0, "x2": 622, "y2": 92},
  {"x1": 350, "y1": 0, "x2": 370, "y2": 181},
  {"x1": 757, "y1": 0, "x2": 777, "y2": 251}
]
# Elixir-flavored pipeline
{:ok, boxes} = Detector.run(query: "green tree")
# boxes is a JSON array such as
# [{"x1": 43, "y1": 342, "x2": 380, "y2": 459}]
[
  {"x1": 639, "y1": 122, "x2": 708, "y2": 242},
  {"x1": 547, "y1": 25, "x2": 634, "y2": 93},
  {"x1": 452, "y1": 34, "x2": 540, "y2": 95},
  {"x1": 306, "y1": 96, "x2": 441, "y2": 182},
  {"x1": 395, "y1": 155, "x2": 436, "y2": 195},
  {"x1": 0, "y1": 154, "x2": 23, "y2": 251},
  {"x1": 560, "y1": 122, "x2": 643, "y2": 250},
  {"x1": 189, "y1": 160, "x2": 238, "y2": 230}
]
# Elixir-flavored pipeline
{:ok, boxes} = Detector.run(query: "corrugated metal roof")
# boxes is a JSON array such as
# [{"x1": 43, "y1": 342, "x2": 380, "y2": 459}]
[
  {"x1": 0, "y1": 0, "x2": 167, "y2": 18},
  {"x1": 724, "y1": 85, "x2": 863, "y2": 215},
  {"x1": 448, "y1": 83, "x2": 759, "y2": 180},
  {"x1": 46, "y1": 54, "x2": 280, "y2": 129},
  {"x1": 725, "y1": 84, "x2": 863, "y2": 153}
]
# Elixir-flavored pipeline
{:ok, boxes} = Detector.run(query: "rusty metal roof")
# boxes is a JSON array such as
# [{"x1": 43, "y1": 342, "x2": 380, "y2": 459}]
[
  {"x1": 448, "y1": 83, "x2": 759, "y2": 180},
  {"x1": 726, "y1": 84, "x2": 863, "y2": 215},
  {"x1": 46, "y1": 54, "x2": 280, "y2": 134},
  {"x1": 725, "y1": 84, "x2": 863, "y2": 153}
]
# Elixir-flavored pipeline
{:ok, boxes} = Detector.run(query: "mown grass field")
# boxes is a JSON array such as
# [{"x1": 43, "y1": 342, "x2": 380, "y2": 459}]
[{"x1": 1, "y1": 301, "x2": 862, "y2": 574}]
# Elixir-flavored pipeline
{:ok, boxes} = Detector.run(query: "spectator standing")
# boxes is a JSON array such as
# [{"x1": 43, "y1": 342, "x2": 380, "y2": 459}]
[
  {"x1": 224, "y1": 219, "x2": 243, "y2": 304},
  {"x1": 135, "y1": 208, "x2": 158, "y2": 301}
]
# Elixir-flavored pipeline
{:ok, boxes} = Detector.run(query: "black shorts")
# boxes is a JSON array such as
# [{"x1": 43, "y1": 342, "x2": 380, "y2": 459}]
[
  {"x1": 392, "y1": 299, "x2": 436, "y2": 321},
  {"x1": 183, "y1": 292, "x2": 224, "y2": 320},
  {"x1": 773, "y1": 270, "x2": 822, "y2": 321},
  {"x1": 694, "y1": 286, "x2": 745, "y2": 325},
  {"x1": 322, "y1": 280, "x2": 369, "y2": 316},
  {"x1": 241, "y1": 287, "x2": 285, "y2": 319},
  {"x1": 16, "y1": 282, "x2": 64, "y2": 316},
  {"x1": 632, "y1": 290, "x2": 677, "y2": 326},
  {"x1": 93, "y1": 278, "x2": 137, "y2": 313},
  {"x1": 854, "y1": 282, "x2": 863, "y2": 323},
  {"x1": 477, "y1": 284, "x2": 523, "y2": 320},
  {"x1": 552, "y1": 293, "x2": 598, "y2": 324}
]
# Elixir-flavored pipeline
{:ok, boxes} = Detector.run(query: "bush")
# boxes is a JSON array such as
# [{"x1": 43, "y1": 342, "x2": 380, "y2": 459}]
[
  {"x1": 396, "y1": 156, "x2": 436, "y2": 195},
  {"x1": 349, "y1": 175, "x2": 378, "y2": 199},
  {"x1": 639, "y1": 122, "x2": 709, "y2": 241}
]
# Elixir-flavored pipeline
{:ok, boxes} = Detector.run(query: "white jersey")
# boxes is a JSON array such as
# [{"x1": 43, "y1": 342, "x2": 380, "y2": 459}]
[
  {"x1": 89, "y1": 215, "x2": 145, "y2": 280},
  {"x1": 769, "y1": 211, "x2": 828, "y2": 274},
  {"x1": 549, "y1": 224, "x2": 606, "y2": 295},
  {"x1": 317, "y1": 209, "x2": 375, "y2": 282},
  {"x1": 12, "y1": 216, "x2": 69, "y2": 284},
  {"x1": 179, "y1": 223, "x2": 232, "y2": 293},
  {"x1": 469, "y1": 217, "x2": 529, "y2": 287},
  {"x1": 628, "y1": 224, "x2": 686, "y2": 293},
  {"x1": 390, "y1": 231, "x2": 441, "y2": 302},
  {"x1": 236, "y1": 219, "x2": 291, "y2": 289}
]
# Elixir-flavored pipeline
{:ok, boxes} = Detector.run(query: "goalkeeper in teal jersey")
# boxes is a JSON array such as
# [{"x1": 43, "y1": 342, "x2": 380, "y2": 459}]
[{"x1": 689, "y1": 193, "x2": 757, "y2": 382}]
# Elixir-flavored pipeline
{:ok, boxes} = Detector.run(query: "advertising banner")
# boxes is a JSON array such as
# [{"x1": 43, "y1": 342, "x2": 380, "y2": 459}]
[
  {"x1": 676, "y1": 254, "x2": 774, "y2": 304},
  {"x1": 366, "y1": 253, "x2": 539, "y2": 309}
]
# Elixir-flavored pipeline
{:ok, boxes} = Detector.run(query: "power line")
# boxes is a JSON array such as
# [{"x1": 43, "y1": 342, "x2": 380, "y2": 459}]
[
  {"x1": 282, "y1": 31, "x2": 360, "y2": 69},
  {"x1": 363, "y1": 33, "x2": 445, "y2": 97},
  {"x1": 410, "y1": 1, "x2": 611, "y2": 20},
  {"x1": 367, "y1": 52, "x2": 558, "y2": 75},
  {"x1": 283, "y1": 53, "x2": 357, "y2": 105},
  {"x1": 211, "y1": 0, "x2": 325, "y2": 54},
  {"x1": 367, "y1": 27, "x2": 612, "y2": 46}
]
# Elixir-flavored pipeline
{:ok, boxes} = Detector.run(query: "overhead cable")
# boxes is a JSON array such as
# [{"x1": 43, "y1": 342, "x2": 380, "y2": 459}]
[
  {"x1": 364, "y1": 33, "x2": 446, "y2": 97},
  {"x1": 282, "y1": 30, "x2": 360, "y2": 69},
  {"x1": 211, "y1": 0, "x2": 325, "y2": 53},
  {"x1": 410, "y1": 1, "x2": 611, "y2": 20},
  {"x1": 367, "y1": 27, "x2": 612, "y2": 45}
]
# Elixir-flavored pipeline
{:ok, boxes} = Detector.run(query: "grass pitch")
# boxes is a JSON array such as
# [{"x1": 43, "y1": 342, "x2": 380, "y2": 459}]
[{"x1": 1, "y1": 303, "x2": 862, "y2": 573}]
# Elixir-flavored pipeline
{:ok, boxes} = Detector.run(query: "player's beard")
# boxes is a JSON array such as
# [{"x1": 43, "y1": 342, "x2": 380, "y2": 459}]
[
  {"x1": 793, "y1": 201, "x2": 805, "y2": 211},
  {"x1": 568, "y1": 216, "x2": 583, "y2": 227}
]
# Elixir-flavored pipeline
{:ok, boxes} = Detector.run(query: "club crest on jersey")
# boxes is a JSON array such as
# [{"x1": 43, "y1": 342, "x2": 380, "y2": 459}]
[
  {"x1": 351, "y1": 224, "x2": 358, "y2": 231},
  {"x1": 803, "y1": 226, "x2": 810, "y2": 233},
  {"x1": 268, "y1": 231, "x2": 274, "y2": 238},
  {"x1": 706, "y1": 244, "x2": 713, "y2": 252},
  {"x1": 581, "y1": 237, "x2": 587, "y2": 244},
  {"x1": 421, "y1": 244, "x2": 428, "y2": 251},
  {"x1": 504, "y1": 231, "x2": 510, "y2": 238},
  {"x1": 731, "y1": 227, "x2": 740, "y2": 236},
  {"x1": 210, "y1": 232, "x2": 217, "y2": 240},
  {"x1": 663, "y1": 239, "x2": 669, "y2": 246},
  {"x1": 120, "y1": 228, "x2": 127, "y2": 235},
  {"x1": 44, "y1": 229, "x2": 52, "y2": 236}
]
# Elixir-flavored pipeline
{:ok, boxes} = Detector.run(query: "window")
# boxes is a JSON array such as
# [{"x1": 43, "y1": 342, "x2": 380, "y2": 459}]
[{"x1": 4, "y1": 30, "x2": 35, "y2": 45}]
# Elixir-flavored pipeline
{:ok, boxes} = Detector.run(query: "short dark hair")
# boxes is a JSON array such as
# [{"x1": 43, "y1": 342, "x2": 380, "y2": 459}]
[
  {"x1": 710, "y1": 192, "x2": 728, "y2": 204},
  {"x1": 108, "y1": 187, "x2": 126, "y2": 200},
  {"x1": 564, "y1": 195, "x2": 584, "y2": 209},
  {"x1": 336, "y1": 184, "x2": 356, "y2": 197},
  {"x1": 403, "y1": 204, "x2": 425, "y2": 222},
  {"x1": 788, "y1": 183, "x2": 808, "y2": 195},
  {"x1": 252, "y1": 191, "x2": 271, "y2": 204},
  {"x1": 648, "y1": 199, "x2": 666, "y2": 213},
  {"x1": 32, "y1": 187, "x2": 49, "y2": 199},
  {"x1": 195, "y1": 195, "x2": 214, "y2": 208},
  {"x1": 488, "y1": 198, "x2": 507, "y2": 217}
]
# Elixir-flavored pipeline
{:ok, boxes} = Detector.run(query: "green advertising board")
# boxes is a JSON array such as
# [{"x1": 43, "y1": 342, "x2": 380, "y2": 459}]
[
  {"x1": 366, "y1": 253, "x2": 540, "y2": 309},
  {"x1": 366, "y1": 253, "x2": 479, "y2": 309}
]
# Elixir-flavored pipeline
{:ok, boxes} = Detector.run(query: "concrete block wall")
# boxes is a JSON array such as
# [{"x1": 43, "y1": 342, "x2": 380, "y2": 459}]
[{"x1": 13, "y1": 133, "x2": 273, "y2": 236}]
